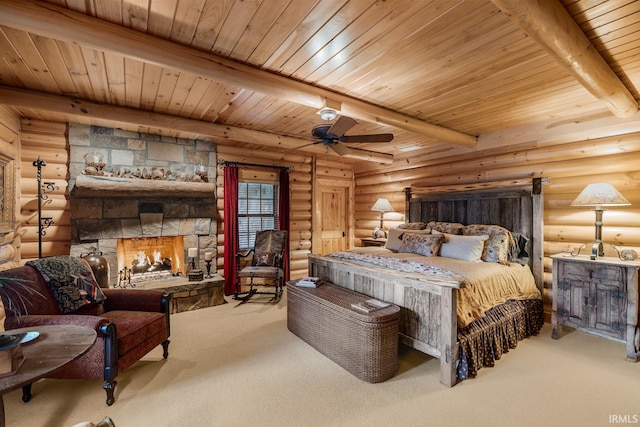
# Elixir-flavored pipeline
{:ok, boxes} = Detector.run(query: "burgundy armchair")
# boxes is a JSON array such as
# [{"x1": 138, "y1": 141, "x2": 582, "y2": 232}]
[{"x1": 0, "y1": 256, "x2": 170, "y2": 406}]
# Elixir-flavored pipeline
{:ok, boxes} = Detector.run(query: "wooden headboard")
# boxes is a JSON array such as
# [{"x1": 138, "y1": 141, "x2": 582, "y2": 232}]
[{"x1": 404, "y1": 178, "x2": 545, "y2": 292}]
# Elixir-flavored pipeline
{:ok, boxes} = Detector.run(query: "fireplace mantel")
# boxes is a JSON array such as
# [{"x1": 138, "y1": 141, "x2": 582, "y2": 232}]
[{"x1": 74, "y1": 175, "x2": 215, "y2": 198}]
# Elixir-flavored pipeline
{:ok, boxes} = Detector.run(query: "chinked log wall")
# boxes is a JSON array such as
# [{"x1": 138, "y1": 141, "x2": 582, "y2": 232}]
[
  {"x1": 353, "y1": 132, "x2": 640, "y2": 317},
  {"x1": 0, "y1": 106, "x2": 21, "y2": 270}
]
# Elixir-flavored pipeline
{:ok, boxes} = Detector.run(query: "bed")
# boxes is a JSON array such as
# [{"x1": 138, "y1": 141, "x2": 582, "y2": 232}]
[{"x1": 308, "y1": 179, "x2": 545, "y2": 387}]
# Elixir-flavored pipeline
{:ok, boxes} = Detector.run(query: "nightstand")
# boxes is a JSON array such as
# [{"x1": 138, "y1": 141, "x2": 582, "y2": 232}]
[
  {"x1": 361, "y1": 238, "x2": 387, "y2": 247},
  {"x1": 551, "y1": 254, "x2": 640, "y2": 362}
]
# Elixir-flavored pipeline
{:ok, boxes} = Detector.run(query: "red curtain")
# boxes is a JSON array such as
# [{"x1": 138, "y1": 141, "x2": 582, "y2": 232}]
[
  {"x1": 279, "y1": 168, "x2": 290, "y2": 281},
  {"x1": 223, "y1": 165, "x2": 239, "y2": 295},
  {"x1": 224, "y1": 165, "x2": 290, "y2": 294}
]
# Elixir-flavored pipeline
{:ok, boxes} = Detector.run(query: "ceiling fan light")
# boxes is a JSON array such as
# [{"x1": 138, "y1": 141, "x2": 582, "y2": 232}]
[{"x1": 319, "y1": 108, "x2": 337, "y2": 121}]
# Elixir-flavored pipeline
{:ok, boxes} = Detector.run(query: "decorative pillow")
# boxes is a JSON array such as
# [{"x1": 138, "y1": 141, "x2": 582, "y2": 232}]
[
  {"x1": 385, "y1": 228, "x2": 431, "y2": 252},
  {"x1": 254, "y1": 252, "x2": 275, "y2": 266},
  {"x1": 397, "y1": 222, "x2": 429, "y2": 230},
  {"x1": 427, "y1": 221, "x2": 464, "y2": 235},
  {"x1": 439, "y1": 233, "x2": 489, "y2": 262},
  {"x1": 510, "y1": 232, "x2": 530, "y2": 261},
  {"x1": 463, "y1": 224, "x2": 514, "y2": 264},
  {"x1": 27, "y1": 256, "x2": 106, "y2": 314},
  {"x1": 398, "y1": 233, "x2": 444, "y2": 257}
]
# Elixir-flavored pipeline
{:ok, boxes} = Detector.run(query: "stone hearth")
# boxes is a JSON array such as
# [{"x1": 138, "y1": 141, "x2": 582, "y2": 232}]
[
  {"x1": 67, "y1": 124, "x2": 220, "y2": 312},
  {"x1": 136, "y1": 275, "x2": 226, "y2": 314}
]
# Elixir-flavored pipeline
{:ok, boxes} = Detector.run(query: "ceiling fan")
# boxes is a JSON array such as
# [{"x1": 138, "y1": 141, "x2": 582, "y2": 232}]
[{"x1": 309, "y1": 115, "x2": 394, "y2": 163}]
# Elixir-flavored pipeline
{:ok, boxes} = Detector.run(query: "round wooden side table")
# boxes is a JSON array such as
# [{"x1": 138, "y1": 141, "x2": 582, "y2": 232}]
[{"x1": 0, "y1": 325, "x2": 97, "y2": 427}]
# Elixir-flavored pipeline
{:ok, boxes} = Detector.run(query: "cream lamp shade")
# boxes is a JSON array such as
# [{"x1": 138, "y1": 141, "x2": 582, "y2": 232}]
[
  {"x1": 571, "y1": 183, "x2": 630, "y2": 259},
  {"x1": 570, "y1": 183, "x2": 630, "y2": 208},
  {"x1": 371, "y1": 198, "x2": 394, "y2": 213},
  {"x1": 371, "y1": 198, "x2": 394, "y2": 238}
]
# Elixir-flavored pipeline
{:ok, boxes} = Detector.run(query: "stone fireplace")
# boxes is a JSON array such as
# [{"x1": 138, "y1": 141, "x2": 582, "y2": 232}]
[{"x1": 66, "y1": 124, "x2": 224, "y2": 311}]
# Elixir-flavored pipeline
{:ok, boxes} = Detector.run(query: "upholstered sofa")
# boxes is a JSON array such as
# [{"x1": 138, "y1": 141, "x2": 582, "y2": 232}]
[{"x1": 0, "y1": 256, "x2": 171, "y2": 405}]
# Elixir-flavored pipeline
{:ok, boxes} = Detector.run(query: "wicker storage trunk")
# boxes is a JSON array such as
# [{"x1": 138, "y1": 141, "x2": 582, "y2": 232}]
[{"x1": 286, "y1": 281, "x2": 400, "y2": 383}]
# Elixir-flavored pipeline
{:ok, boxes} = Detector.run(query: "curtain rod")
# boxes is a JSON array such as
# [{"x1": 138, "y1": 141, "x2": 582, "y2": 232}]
[{"x1": 217, "y1": 158, "x2": 293, "y2": 172}]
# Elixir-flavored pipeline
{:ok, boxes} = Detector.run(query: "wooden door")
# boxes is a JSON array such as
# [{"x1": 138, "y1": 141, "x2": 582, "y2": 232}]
[{"x1": 318, "y1": 187, "x2": 347, "y2": 255}]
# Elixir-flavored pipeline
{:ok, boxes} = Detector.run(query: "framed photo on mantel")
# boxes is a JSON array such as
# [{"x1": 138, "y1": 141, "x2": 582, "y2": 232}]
[{"x1": 0, "y1": 152, "x2": 15, "y2": 234}]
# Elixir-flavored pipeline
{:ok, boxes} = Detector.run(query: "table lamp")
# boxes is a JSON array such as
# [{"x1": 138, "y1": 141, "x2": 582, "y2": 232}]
[
  {"x1": 571, "y1": 182, "x2": 630, "y2": 259},
  {"x1": 371, "y1": 198, "x2": 394, "y2": 238}
]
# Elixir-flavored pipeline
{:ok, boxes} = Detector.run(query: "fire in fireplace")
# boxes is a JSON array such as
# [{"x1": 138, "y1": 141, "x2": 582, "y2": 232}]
[
  {"x1": 116, "y1": 236, "x2": 185, "y2": 284},
  {"x1": 131, "y1": 249, "x2": 171, "y2": 274}
]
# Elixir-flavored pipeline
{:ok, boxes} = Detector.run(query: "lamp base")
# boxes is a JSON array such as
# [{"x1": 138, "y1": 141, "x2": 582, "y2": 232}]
[{"x1": 372, "y1": 228, "x2": 387, "y2": 239}]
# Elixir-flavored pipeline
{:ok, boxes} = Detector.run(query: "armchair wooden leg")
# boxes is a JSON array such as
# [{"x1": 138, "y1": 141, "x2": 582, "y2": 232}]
[
  {"x1": 162, "y1": 339, "x2": 170, "y2": 358},
  {"x1": 21, "y1": 384, "x2": 32, "y2": 403},
  {"x1": 103, "y1": 380, "x2": 117, "y2": 406}
]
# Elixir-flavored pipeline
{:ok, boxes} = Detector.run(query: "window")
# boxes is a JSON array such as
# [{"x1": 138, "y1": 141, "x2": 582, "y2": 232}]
[{"x1": 238, "y1": 181, "x2": 280, "y2": 249}]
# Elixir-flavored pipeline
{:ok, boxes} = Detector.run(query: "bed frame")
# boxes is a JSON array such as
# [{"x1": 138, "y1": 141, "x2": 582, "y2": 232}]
[{"x1": 308, "y1": 178, "x2": 544, "y2": 387}]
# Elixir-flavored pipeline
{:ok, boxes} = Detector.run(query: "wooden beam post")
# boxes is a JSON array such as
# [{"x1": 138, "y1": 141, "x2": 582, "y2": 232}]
[
  {"x1": 0, "y1": 85, "x2": 393, "y2": 164},
  {"x1": 491, "y1": 0, "x2": 638, "y2": 118}
]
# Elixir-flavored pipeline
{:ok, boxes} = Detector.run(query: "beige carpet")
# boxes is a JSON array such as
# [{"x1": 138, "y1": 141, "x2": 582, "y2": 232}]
[{"x1": 4, "y1": 290, "x2": 639, "y2": 427}]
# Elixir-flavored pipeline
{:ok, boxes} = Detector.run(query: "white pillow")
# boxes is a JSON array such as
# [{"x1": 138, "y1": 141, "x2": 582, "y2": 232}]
[
  {"x1": 385, "y1": 228, "x2": 430, "y2": 252},
  {"x1": 440, "y1": 233, "x2": 489, "y2": 262}
]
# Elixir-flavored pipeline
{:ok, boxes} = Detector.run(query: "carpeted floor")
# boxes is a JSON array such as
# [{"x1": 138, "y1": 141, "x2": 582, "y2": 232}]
[{"x1": 4, "y1": 290, "x2": 639, "y2": 427}]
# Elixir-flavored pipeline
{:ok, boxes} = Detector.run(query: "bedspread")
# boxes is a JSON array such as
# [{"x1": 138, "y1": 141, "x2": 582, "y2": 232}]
[{"x1": 328, "y1": 251, "x2": 541, "y2": 327}]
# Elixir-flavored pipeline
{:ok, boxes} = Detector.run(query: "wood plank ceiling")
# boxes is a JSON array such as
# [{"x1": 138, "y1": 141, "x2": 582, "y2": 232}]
[{"x1": 0, "y1": 0, "x2": 639, "y2": 164}]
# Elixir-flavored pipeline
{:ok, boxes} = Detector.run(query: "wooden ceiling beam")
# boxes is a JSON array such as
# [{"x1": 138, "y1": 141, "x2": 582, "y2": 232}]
[
  {"x1": 0, "y1": 85, "x2": 303, "y2": 147},
  {"x1": 491, "y1": 0, "x2": 638, "y2": 118},
  {"x1": 0, "y1": 0, "x2": 476, "y2": 148},
  {"x1": 0, "y1": 86, "x2": 394, "y2": 164}
]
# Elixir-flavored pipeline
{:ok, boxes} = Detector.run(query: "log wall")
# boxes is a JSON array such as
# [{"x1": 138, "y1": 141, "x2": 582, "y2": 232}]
[
  {"x1": 0, "y1": 105, "x2": 21, "y2": 270},
  {"x1": 354, "y1": 132, "x2": 640, "y2": 319},
  {"x1": 19, "y1": 119, "x2": 70, "y2": 259}
]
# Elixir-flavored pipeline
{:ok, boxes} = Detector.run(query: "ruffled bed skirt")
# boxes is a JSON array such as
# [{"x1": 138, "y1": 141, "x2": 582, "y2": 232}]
[{"x1": 457, "y1": 298, "x2": 544, "y2": 379}]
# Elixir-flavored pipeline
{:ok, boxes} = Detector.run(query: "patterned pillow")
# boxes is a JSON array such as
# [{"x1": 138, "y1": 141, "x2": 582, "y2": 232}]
[
  {"x1": 385, "y1": 228, "x2": 431, "y2": 252},
  {"x1": 510, "y1": 232, "x2": 530, "y2": 261},
  {"x1": 463, "y1": 224, "x2": 514, "y2": 264},
  {"x1": 427, "y1": 221, "x2": 465, "y2": 235},
  {"x1": 397, "y1": 222, "x2": 429, "y2": 230},
  {"x1": 398, "y1": 233, "x2": 444, "y2": 257}
]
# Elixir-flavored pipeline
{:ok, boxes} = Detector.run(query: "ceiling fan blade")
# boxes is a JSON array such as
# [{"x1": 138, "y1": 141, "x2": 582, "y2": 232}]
[
  {"x1": 293, "y1": 142, "x2": 318, "y2": 150},
  {"x1": 330, "y1": 142, "x2": 351, "y2": 156},
  {"x1": 341, "y1": 133, "x2": 394, "y2": 143},
  {"x1": 330, "y1": 143, "x2": 393, "y2": 164},
  {"x1": 327, "y1": 116, "x2": 358, "y2": 137}
]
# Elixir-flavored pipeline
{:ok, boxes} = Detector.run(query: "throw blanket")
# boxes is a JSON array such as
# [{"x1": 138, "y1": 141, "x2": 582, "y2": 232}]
[
  {"x1": 27, "y1": 256, "x2": 106, "y2": 314},
  {"x1": 330, "y1": 250, "x2": 467, "y2": 284},
  {"x1": 329, "y1": 251, "x2": 541, "y2": 327}
]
